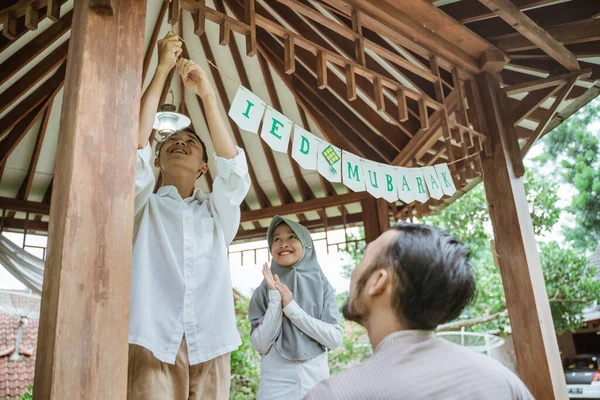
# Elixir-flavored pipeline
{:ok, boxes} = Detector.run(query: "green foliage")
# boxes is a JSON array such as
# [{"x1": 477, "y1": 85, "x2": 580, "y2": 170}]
[
  {"x1": 534, "y1": 99, "x2": 600, "y2": 252},
  {"x1": 230, "y1": 298, "x2": 261, "y2": 400},
  {"x1": 420, "y1": 167, "x2": 598, "y2": 334},
  {"x1": 328, "y1": 322, "x2": 372, "y2": 375},
  {"x1": 1, "y1": 385, "x2": 33, "y2": 400}
]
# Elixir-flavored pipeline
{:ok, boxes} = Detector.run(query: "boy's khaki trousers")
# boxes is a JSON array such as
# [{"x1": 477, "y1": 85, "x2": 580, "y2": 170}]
[{"x1": 127, "y1": 337, "x2": 231, "y2": 400}]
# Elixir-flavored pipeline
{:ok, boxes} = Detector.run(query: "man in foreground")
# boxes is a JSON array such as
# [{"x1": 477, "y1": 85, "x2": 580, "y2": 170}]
[{"x1": 305, "y1": 222, "x2": 533, "y2": 400}]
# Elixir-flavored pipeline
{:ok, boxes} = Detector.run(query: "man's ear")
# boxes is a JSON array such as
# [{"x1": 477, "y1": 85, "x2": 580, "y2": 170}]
[
  {"x1": 367, "y1": 269, "x2": 391, "y2": 297},
  {"x1": 154, "y1": 157, "x2": 161, "y2": 169}
]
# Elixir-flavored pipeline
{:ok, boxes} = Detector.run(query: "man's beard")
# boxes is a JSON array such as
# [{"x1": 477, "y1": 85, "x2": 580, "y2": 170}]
[{"x1": 342, "y1": 289, "x2": 367, "y2": 324}]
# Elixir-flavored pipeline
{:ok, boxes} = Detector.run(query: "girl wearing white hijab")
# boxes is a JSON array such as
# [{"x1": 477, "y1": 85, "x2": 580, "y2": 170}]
[{"x1": 249, "y1": 216, "x2": 343, "y2": 400}]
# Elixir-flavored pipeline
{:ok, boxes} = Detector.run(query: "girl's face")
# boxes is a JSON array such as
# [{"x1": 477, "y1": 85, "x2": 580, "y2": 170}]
[{"x1": 271, "y1": 224, "x2": 303, "y2": 267}]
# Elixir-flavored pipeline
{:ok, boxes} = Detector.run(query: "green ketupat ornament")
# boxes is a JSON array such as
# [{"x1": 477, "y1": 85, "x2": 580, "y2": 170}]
[{"x1": 322, "y1": 145, "x2": 341, "y2": 174}]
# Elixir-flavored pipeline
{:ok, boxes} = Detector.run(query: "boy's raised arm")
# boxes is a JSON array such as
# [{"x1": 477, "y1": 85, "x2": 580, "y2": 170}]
[
  {"x1": 138, "y1": 32, "x2": 182, "y2": 150},
  {"x1": 177, "y1": 59, "x2": 238, "y2": 159}
]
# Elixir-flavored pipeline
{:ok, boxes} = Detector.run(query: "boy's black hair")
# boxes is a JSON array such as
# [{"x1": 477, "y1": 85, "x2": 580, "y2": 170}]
[{"x1": 156, "y1": 126, "x2": 208, "y2": 163}]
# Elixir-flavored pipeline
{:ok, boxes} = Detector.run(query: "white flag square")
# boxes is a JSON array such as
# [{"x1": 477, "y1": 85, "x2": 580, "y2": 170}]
[
  {"x1": 317, "y1": 140, "x2": 342, "y2": 183},
  {"x1": 228, "y1": 86, "x2": 266, "y2": 133},
  {"x1": 412, "y1": 168, "x2": 430, "y2": 203},
  {"x1": 396, "y1": 167, "x2": 415, "y2": 204},
  {"x1": 363, "y1": 160, "x2": 386, "y2": 199},
  {"x1": 422, "y1": 166, "x2": 445, "y2": 200},
  {"x1": 260, "y1": 106, "x2": 293, "y2": 153},
  {"x1": 341, "y1": 151, "x2": 366, "y2": 192},
  {"x1": 434, "y1": 164, "x2": 457, "y2": 196},
  {"x1": 291, "y1": 125, "x2": 318, "y2": 171}
]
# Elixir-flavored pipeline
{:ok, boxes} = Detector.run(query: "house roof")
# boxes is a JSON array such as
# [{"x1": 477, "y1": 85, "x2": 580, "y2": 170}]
[{"x1": 0, "y1": 312, "x2": 38, "y2": 399}]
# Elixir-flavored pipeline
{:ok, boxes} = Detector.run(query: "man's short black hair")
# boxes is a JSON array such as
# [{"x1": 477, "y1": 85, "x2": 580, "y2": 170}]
[
  {"x1": 367, "y1": 222, "x2": 476, "y2": 330},
  {"x1": 156, "y1": 126, "x2": 208, "y2": 163}
]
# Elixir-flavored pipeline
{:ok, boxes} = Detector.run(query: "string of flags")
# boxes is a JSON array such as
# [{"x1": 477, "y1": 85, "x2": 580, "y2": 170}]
[{"x1": 228, "y1": 86, "x2": 457, "y2": 204}]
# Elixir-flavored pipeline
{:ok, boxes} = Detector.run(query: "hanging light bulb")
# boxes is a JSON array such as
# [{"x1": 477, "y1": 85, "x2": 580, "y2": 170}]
[{"x1": 153, "y1": 89, "x2": 191, "y2": 141}]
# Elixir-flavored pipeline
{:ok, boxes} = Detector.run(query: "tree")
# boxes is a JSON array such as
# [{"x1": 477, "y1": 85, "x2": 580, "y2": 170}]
[
  {"x1": 422, "y1": 169, "x2": 600, "y2": 334},
  {"x1": 534, "y1": 99, "x2": 600, "y2": 252}
]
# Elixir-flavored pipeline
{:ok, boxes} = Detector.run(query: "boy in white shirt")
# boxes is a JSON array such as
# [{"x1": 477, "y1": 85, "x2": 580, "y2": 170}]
[{"x1": 128, "y1": 31, "x2": 250, "y2": 400}]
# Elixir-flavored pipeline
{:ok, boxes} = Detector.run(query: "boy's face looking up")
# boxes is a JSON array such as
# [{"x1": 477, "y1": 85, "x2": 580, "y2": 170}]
[{"x1": 155, "y1": 130, "x2": 208, "y2": 179}]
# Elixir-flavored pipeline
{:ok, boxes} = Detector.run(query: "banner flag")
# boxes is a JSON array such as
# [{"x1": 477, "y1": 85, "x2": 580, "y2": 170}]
[
  {"x1": 260, "y1": 106, "x2": 293, "y2": 153},
  {"x1": 228, "y1": 86, "x2": 266, "y2": 133},
  {"x1": 341, "y1": 151, "x2": 366, "y2": 192},
  {"x1": 396, "y1": 167, "x2": 415, "y2": 204},
  {"x1": 363, "y1": 160, "x2": 386, "y2": 199},
  {"x1": 291, "y1": 125, "x2": 319, "y2": 171},
  {"x1": 317, "y1": 140, "x2": 342, "y2": 183},
  {"x1": 380, "y1": 164, "x2": 400, "y2": 203},
  {"x1": 422, "y1": 166, "x2": 445, "y2": 200},
  {"x1": 412, "y1": 168, "x2": 430, "y2": 203},
  {"x1": 434, "y1": 164, "x2": 457, "y2": 197}
]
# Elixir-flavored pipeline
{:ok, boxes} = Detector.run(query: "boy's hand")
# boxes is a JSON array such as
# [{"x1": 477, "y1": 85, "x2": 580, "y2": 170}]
[
  {"x1": 157, "y1": 31, "x2": 182, "y2": 72},
  {"x1": 177, "y1": 58, "x2": 215, "y2": 100}
]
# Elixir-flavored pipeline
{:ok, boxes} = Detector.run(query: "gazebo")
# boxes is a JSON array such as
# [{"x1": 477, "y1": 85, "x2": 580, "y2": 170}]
[{"x1": 0, "y1": 0, "x2": 598, "y2": 398}]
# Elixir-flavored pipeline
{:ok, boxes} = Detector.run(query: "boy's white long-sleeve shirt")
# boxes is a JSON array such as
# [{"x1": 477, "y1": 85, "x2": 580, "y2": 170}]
[{"x1": 129, "y1": 144, "x2": 250, "y2": 365}]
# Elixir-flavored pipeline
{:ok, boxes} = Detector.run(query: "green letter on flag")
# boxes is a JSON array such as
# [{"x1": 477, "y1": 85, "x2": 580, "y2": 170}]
[
  {"x1": 242, "y1": 100, "x2": 254, "y2": 118},
  {"x1": 386, "y1": 174, "x2": 394, "y2": 192},
  {"x1": 416, "y1": 177, "x2": 425, "y2": 194},
  {"x1": 347, "y1": 163, "x2": 360, "y2": 181},
  {"x1": 429, "y1": 173, "x2": 440, "y2": 189},
  {"x1": 401, "y1": 175, "x2": 411, "y2": 192},
  {"x1": 441, "y1": 172, "x2": 451, "y2": 188},
  {"x1": 300, "y1": 136, "x2": 310, "y2": 155},
  {"x1": 269, "y1": 118, "x2": 283, "y2": 139},
  {"x1": 368, "y1": 170, "x2": 379, "y2": 188}
]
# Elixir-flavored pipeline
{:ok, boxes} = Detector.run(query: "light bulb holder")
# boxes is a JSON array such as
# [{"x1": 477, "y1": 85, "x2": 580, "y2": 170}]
[{"x1": 153, "y1": 103, "x2": 191, "y2": 141}]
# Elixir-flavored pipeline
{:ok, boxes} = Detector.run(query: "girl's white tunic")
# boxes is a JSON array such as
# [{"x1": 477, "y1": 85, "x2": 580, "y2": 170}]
[{"x1": 251, "y1": 290, "x2": 343, "y2": 400}]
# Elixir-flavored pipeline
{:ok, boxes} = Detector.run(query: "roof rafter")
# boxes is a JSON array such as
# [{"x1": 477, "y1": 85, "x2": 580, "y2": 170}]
[
  {"x1": 0, "y1": 40, "x2": 68, "y2": 115},
  {"x1": 478, "y1": 0, "x2": 580, "y2": 71}
]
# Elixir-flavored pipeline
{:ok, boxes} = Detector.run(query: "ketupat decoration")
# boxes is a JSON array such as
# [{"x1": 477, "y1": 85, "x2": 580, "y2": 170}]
[{"x1": 322, "y1": 145, "x2": 341, "y2": 173}]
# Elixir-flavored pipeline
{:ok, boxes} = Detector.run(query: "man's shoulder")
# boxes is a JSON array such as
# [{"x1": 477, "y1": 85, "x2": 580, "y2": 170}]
[{"x1": 305, "y1": 358, "x2": 378, "y2": 400}]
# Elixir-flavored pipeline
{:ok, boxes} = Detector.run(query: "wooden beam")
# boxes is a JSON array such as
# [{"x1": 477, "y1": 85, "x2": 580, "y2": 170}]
[
  {"x1": 168, "y1": 0, "x2": 180, "y2": 24},
  {"x1": 242, "y1": 192, "x2": 368, "y2": 222},
  {"x1": 24, "y1": 3, "x2": 39, "y2": 30},
  {"x1": 235, "y1": 212, "x2": 363, "y2": 241},
  {"x1": 16, "y1": 105, "x2": 52, "y2": 202},
  {"x1": 491, "y1": 18, "x2": 600, "y2": 52},
  {"x1": 0, "y1": 218, "x2": 48, "y2": 232},
  {"x1": 244, "y1": 0, "x2": 256, "y2": 56},
  {"x1": 521, "y1": 76, "x2": 578, "y2": 155},
  {"x1": 440, "y1": 0, "x2": 561, "y2": 24},
  {"x1": 33, "y1": 0, "x2": 146, "y2": 398},
  {"x1": 142, "y1": 1, "x2": 167, "y2": 82},
  {"x1": 316, "y1": 51, "x2": 327, "y2": 89},
  {"x1": 90, "y1": 0, "x2": 114, "y2": 15},
  {"x1": 284, "y1": 33, "x2": 295, "y2": 74},
  {"x1": 0, "y1": 40, "x2": 68, "y2": 115},
  {"x1": 0, "y1": 10, "x2": 72, "y2": 86},
  {"x1": 510, "y1": 85, "x2": 560, "y2": 124},
  {"x1": 0, "y1": 62, "x2": 61, "y2": 136},
  {"x1": 478, "y1": 0, "x2": 580, "y2": 71},
  {"x1": 476, "y1": 71, "x2": 568, "y2": 400},
  {"x1": 0, "y1": 101, "x2": 48, "y2": 165},
  {"x1": 2, "y1": 12, "x2": 17, "y2": 40},
  {"x1": 504, "y1": 69, "x2": 591, "y2": 95},
  {"x1": 47, "y1": 0, "x2": 61, "y2": 21},
  {"x1": 362, "y1": 197, "x2": 389, "y2": 243},
  {"x1": 0, "y1": 197, "x2": 50, "y2": 214}
]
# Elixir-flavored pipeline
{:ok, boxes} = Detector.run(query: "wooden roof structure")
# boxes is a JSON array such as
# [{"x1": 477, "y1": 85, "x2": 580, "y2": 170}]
[
  {"x1": 1, "y1": 0, "x2": 598, "y2": 242},
  {"x1": 0, "y1": 1, "x2": 599, "y2": 399}
]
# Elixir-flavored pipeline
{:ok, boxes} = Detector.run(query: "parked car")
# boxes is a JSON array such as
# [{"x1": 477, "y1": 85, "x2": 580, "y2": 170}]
[{"x1": 564, "y1": 354, "x2": 600, "y2": 399}]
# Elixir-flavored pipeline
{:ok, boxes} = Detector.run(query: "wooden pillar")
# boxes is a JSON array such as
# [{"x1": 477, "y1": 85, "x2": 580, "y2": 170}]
[
  {"x1": 362, "y1": 197, "x2": 389, "y2": 243},
  {"x1": 476, "y1": 72, "x2": 568, "y2": 400},
  {"x1": 33, "y1": 0, "x2": 146, "y2": 398}
]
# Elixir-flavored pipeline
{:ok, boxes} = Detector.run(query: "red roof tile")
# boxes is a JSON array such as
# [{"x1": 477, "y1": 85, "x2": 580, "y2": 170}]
[{"x1": 0, "y1": 312, "x2": 38, "y2": 399}]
